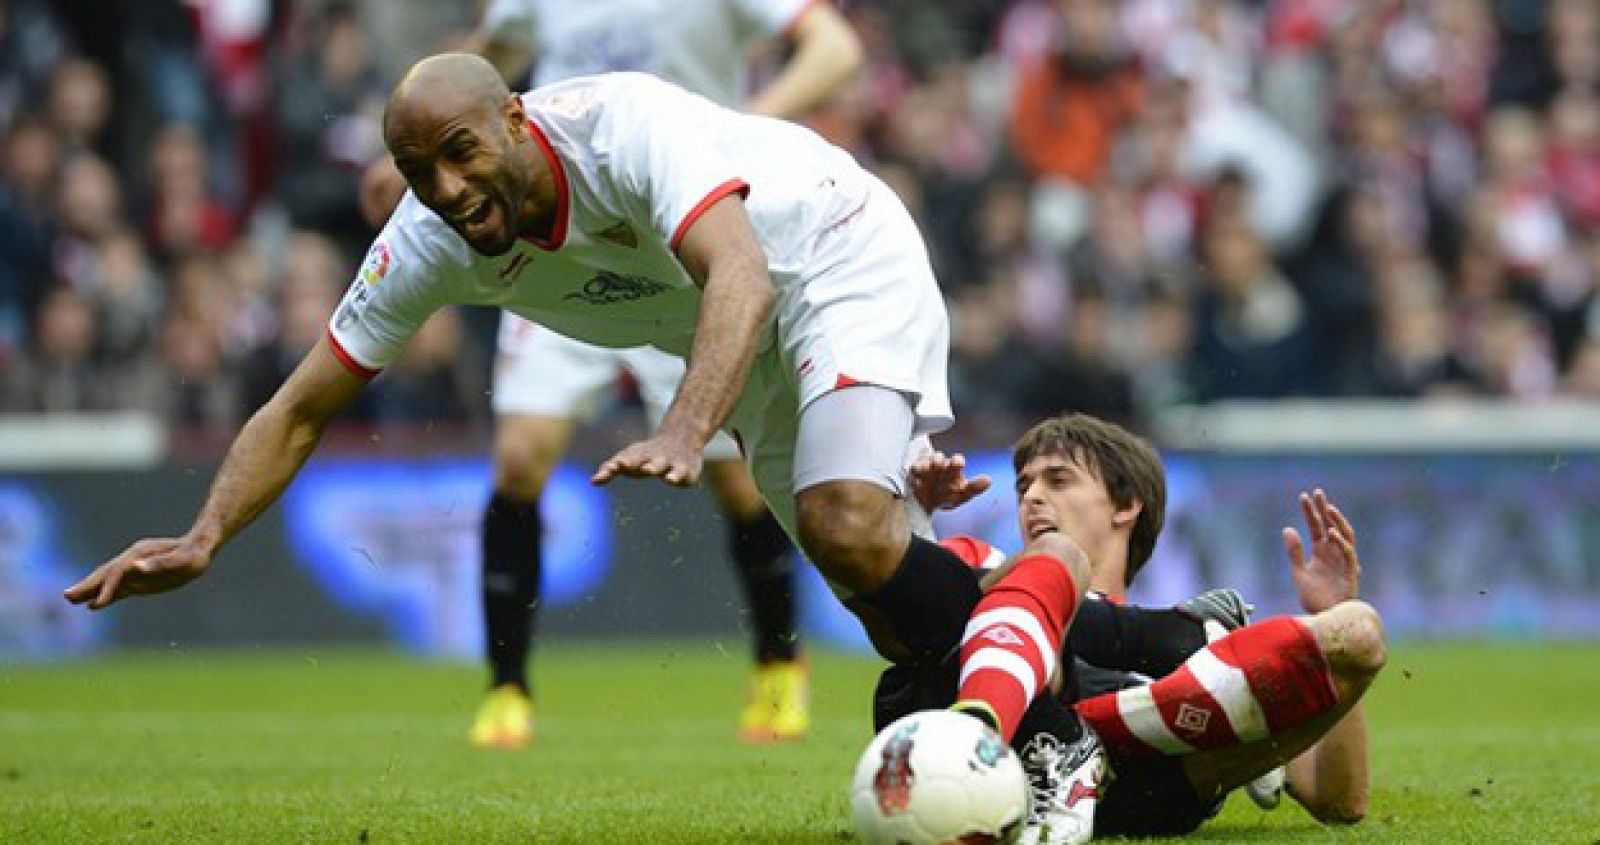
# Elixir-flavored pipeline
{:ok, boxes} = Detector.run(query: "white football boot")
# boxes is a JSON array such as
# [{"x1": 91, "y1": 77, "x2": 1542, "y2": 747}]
[
  {"x1": 1244, "y1": 765, "x2": 1286, "y2": 809},
  {"x1": 1017, "y1": 721, "x2": 1107, "y2": 845}
]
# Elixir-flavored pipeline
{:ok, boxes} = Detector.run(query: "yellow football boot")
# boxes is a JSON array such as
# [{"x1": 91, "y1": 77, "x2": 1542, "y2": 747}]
[
  {"x1": 469, "y1": 684, "x2": 534, "y2": 749},
  {"x1": 739, "y1": 659, "x2": 810, "y2": 743}
]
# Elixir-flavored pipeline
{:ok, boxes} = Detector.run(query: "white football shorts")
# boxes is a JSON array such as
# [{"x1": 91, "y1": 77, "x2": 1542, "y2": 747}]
[
  {"x1": 727, "y1": 179, "x2": 953, "y2": 546},
  {"x1": 491, "y1": 314, "x2": 742, "y2": 461}
]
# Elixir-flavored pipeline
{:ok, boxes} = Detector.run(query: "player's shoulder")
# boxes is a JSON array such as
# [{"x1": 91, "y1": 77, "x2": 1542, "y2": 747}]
[
  {"x1": 522, "y1": 73, "x2": 673, "y2": 150},
  {"x1": 370, "y1": 193, "x2": 476, "y2": 277},
  {"x1": 524, "y1": 72, "x2": 671, "y2": 115}
]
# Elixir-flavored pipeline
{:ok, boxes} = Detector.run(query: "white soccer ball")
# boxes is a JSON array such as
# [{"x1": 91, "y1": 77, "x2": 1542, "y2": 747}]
[{"x1": 850, "y1": 709, "x2": 1030, "y2": 845}]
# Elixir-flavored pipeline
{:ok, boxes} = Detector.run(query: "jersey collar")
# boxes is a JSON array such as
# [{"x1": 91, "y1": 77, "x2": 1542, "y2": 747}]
[{"x1": 522, "y1": 116, "x2": 570, "y2": 251}]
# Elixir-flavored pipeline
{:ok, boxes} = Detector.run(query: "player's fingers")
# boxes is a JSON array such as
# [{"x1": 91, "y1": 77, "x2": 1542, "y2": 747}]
[
  {"x1": 1282, "y1": 526, "x2": 1305, "y2": 568},
  {"x1": 591, "y1": 459, "x2": 622, "y2": 485},
  {"x1": 89, "y1": 563, "x2": 132, "y2": 610},
  {"x1": 1299, "y1": 492, "x2": 1324, "y2": 541},
  {"x1": 63, "y1": 565, "x2": 107, "y2": 604},
  {"x1": 1327, "y1": 525, "x2": 1358, "y2": 565},
  {"x1": 1313, "y1": 488, "x2": 1335, "y2": 526},
  {"x1": 1329, "y1": 504, "x2": 1356, "y2": 544},
  {"x1": 964, "y1": 475, "x2": 993, "y2": 498}
]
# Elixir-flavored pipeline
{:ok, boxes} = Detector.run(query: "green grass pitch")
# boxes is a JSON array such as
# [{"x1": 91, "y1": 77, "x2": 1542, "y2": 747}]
[{"x1": 2, "y1": 642, "x2": 1597, "y2": 843}]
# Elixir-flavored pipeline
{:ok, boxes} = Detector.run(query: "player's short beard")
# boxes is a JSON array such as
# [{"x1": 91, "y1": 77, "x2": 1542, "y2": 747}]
[{"x1": 466, "y1": 159, "x2": 522, "y2": 257}]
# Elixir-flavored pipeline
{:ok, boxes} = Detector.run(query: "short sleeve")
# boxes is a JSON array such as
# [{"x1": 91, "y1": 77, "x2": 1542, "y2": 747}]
[
  {"x1": 606, "y1": 79, "x2": 751, "y2": 254},
  {"x1": 729, "y1": 0, "x2": 820, "y2": 39},
  {"x1": 327, "y1": 203, "x2": 456, "y2": 377}
]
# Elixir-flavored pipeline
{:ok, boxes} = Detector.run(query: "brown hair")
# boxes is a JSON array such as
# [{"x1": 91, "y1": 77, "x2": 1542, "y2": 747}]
[{"x1": 1012, "y1": 413, "x2": 1166, "y2": 584}]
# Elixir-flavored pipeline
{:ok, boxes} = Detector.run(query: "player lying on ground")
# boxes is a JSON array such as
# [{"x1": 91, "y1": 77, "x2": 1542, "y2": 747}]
[{"x1": 876, "y1": 414, "x2": 1386, "y2": 839}]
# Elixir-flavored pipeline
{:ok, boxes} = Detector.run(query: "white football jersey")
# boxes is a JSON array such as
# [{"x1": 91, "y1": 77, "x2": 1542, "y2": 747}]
[
  {"x1": 328, "y1": 73, "x2": 879, "y2": 375},
  {"x1": 481, "y1": 0, "x2": 814, "y2": 106}
]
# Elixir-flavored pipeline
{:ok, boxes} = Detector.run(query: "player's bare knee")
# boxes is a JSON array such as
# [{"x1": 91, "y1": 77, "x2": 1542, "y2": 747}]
[
  {"x1": 1022, "y1": 531, "x2": 1091, "y2": 589},
  {"x1": 491, "y1": 442, "x2": 554, "y2": 500},
  {"x1": 1317, "y1": 600, "x2": 1388, "y2": 680},
  {"x1": 795, "y1": 482, "x2": 903, "y2": 590}
]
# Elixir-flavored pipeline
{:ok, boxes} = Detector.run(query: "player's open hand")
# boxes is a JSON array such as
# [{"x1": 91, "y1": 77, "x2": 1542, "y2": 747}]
[
  {"x1": 1282, "y1": 488, "x2": 1360, "y2": 614},
  {"x1": 592, "y1": 433, "x2": 704, "y2": 487},
  {"x1": 63, "y1": 536, "x2": 213, "y2": 611},
  {"x1": 907, "y1": 450, "x2": 992, "y2": 513}
]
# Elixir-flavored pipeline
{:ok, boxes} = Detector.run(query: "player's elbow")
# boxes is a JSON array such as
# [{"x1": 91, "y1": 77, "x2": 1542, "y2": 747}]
[
  {"x1": 734, "y1": 256, "x2": 778, "y2": 317},
  {"x1": 798, "y1": 7, "x2": 863, "y2": 83},
  {"x1": 828, "y1": 26, "x2": 865, "y2": 83},
  {"x1": 1306, "y1": 793, "x2": 1368, "y2": 826},
  {"x1": 1291, "y1": 773, "x2": 1370, "y2": 826}
]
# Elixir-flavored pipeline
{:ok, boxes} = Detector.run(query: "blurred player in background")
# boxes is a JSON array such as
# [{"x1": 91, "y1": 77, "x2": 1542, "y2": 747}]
[
  {"x1": 361, "y1": 0, "x2": 863, "y2": 749},
  {"x1": 880, "y1": 414, "x2": 1386, "y2": 840}
]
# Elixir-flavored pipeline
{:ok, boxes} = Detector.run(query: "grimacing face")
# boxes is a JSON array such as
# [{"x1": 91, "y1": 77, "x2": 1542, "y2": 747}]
[
  {"x1": 389, "y1": 99, "x2": 530, "y2": 257},
  {"x1": 1013, "y1": 451, "x2": 1123, "y2": 555}
]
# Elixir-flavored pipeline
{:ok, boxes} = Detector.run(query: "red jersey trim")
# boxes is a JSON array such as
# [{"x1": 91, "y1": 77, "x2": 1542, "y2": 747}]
[
  {"x1": 326, "y1": 329, "x2": 380, "y2": 380},
  {"x1": 523, "y1": 118, "x2": 570, "y2": 251},
  {"x1": 670, "y1": 178, "x2": 751, "y2": 254},
  {"x1": 780, "y1": 0, "x2": 825, "y2": 39}
]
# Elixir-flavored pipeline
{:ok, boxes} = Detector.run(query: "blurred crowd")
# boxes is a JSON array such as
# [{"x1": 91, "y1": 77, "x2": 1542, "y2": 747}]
[{"x1": 4, "y1": 0, "x2": 1600, "y2": 438}]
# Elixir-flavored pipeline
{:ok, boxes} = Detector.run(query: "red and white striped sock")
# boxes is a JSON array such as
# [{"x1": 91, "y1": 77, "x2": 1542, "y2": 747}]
[
  {"x1": 955, "y1": 553, "x2": 1080, "y2": 743},
  {"x1": 1076, "y1": 616, "x2": 1339, "y2": 760}
]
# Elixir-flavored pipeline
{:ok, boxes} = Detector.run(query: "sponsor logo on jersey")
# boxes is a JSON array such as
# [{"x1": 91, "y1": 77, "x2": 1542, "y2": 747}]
[
  {"x1": 981, "y1": 625, "x2": 1026, "y2": 648},
  {"x1": 873, "y1": 722, "x2": 919, "y2": 815},
  {"x1": 1175, "y1": 702, "x2": 1212, "y2": 735},
  {"x1": 563, "y1": 270, "x2": 668, "y2": 305},
  {"x1": 591, "y1": 220, "x2": 638, "y2": 248},
  {"x1": 360, "y1": 242, "x2": 392, "y2": 286}
]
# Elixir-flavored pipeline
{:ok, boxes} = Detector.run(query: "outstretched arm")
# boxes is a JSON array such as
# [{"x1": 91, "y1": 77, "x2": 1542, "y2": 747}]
[
  {"x1": 747, "y1": 3, "x2": 863, "y2": 120},
  {"x1": 1283, "y1": 489, "x2": 1374, "y2": 824},
  {"x1": 593, "y1": 195, "x2": 774, "y2": 487},
  {"x1": 64, "y1": 337, "x2": 367, "y2": 609}
]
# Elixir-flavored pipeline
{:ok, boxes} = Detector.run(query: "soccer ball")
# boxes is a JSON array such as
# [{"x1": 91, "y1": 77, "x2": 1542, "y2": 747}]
[{"x1": 850, "y1": 710, "x2": 1030, "y2": 844}]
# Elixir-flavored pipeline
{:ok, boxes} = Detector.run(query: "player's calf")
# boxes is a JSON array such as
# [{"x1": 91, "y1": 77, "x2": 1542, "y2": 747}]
[
  {"x1": 802, "y1": 478, "x2": 986, "y2": 665},
  {"x1": 955, "y1": 534, "x2": 1088, "y2": 743},
  {"x1": 1076, "y1": 617, "x2": 1340, "y2": 760}
]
